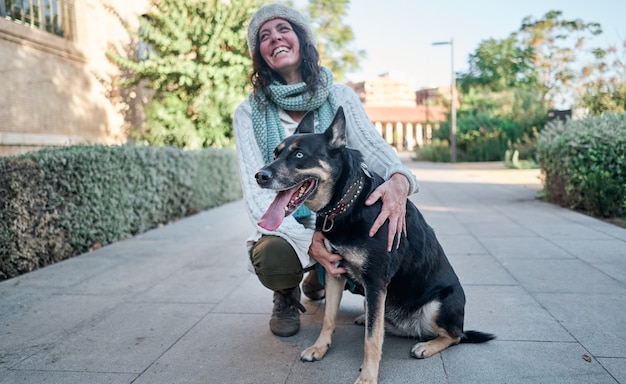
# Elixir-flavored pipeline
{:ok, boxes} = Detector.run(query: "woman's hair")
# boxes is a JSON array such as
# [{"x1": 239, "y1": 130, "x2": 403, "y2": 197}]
[{"x1": 249, "y1": 22, "x2": 321, "y2": 102}]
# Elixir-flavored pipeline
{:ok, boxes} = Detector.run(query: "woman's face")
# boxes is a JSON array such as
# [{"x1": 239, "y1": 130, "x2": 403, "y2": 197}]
[{"x1": 258, "y1": 18, "x2": 302, "y2": 84}]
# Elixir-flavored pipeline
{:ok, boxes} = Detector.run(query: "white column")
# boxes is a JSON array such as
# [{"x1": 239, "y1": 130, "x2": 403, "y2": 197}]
[
  {"x1": 405, "y1": 123, "x2": 415, "y2": 151},
  {"x1": 416, "y1": 123, "x2": 424, "y2": 148},
  {"x1": 395, "y1": 122, "x2": 403, "y2": 150},
  {"x1": 385, "y1": 122, "x2": 393, "y2": 145}
]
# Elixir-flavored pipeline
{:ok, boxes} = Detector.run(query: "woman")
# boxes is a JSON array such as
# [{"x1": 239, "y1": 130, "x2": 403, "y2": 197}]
[{"x1": 234, "y1": 4, "x2": 419, "y2": 337}]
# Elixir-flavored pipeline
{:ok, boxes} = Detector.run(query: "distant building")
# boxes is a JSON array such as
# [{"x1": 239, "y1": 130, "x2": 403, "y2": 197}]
[
  {"x1": 348, "y1": 73, "x2": 416, "y2": 107},
  {"x1": 416, "y1": 87, "x2": 443, "y2": 106},
  {"x1": 348, "y1": 74, "x2": 447, "y2": 151}
]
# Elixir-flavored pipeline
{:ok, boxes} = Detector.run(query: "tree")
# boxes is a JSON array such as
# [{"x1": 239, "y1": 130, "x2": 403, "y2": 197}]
[
  {"x1": 109, "y1": 0, "x2": 258, "y2": 149},
  {"x1": 578, "y1": 39, "x2": 626, "y2": 114},
  {"x1": 305, "y1": 0, "x2": 365, "y2": 82},
  {"x1": 518, "y1": 10, "x2": 602, "y2": 107},
  {"x1": 459, "y1": 35, "x2": 537, "y2": 93},
  {"x1": 460, "y1": 10, "x2": 602, "y2": 109}
]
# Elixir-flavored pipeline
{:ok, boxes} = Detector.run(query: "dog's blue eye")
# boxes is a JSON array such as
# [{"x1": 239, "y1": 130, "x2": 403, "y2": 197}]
[{"x1": 295, "y1": 152, "x2": 304, "y2": 159}]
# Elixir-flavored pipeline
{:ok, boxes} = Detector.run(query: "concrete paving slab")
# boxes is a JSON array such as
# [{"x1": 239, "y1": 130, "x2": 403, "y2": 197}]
[
  {"x1": 465, "y1": 220, "x2": 539, "y2": 238},
  {"x1": 534, "y1": 292, "x2": 626, "y2": 358},
  {"x1": 0, "y1": 293, "x2": 124, "y2": 368},
  {"x1": 501, "y1": 258, "x2": 625, "y2": 294},
  {"x1": 529, "y1": 221, "x2": 618, "y2": 241},
  {"x1": 478, "y1": 236, "x2": 575, "y2": 260},
  {"x1": 132, "y1": 313, "x2": 304, "y2": 384},
  {"x1": 598, "y1": 358, "x2": 626, "y2": 383},
  {"x1": 443, "y1": 340, "x2": 617, "y2": 384},
  {"x1": 437, "y1": 234, "x2": 489, "y2": 255},
  {"x1": 549, "y1": 238, "x2": 626, "y2": 284},
  {"x1": 14, "y1": 302, "x2": 213, "y2": 374},
  {"x1": 133, "y1": 264, "x2": 249, "y2": 304},
  {"x1": 1, "y1": 253, "x2": 121, "y2": 289},
  {"x1": 0, "y1": 370, "x2": 137, "y2": 384},
  {"x1": 462, "y1": 285, "x2": 573, "y2": 342},
  {"x1": 447, "y1": 254, "x2": 517, "y2": 286}
]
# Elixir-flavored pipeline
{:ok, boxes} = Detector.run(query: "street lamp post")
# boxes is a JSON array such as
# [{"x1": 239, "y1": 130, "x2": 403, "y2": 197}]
[{"x1": 432, "y1": 39, "x2": 457, "y2": 163}]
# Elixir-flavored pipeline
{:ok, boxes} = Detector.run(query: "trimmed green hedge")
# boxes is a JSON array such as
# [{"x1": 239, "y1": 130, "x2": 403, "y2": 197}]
[
  {"x1": 536, "y1": 113, "x2": 626, "y2": 220},
  {"x1": 0, "y1": 145, "x2": 242, "y2": 280}
]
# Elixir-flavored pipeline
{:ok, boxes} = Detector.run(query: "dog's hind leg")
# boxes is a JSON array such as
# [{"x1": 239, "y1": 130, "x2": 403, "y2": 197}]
[
  {"x1": 355, "y1": 285, "x2": 387, "y2": 384},
  {"x1": 410, "y1": 325, "x2": 461, "y2": 359},
  {"x1": 301, "y1": 274, "x2": 346, "y2": 362}
]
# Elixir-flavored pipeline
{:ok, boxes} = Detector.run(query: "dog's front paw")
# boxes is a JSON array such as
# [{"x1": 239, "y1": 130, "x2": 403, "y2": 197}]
[
  {"x1": 301, "y1": 343, "x2": 330, "y2": 362},
  {"x1": 410, "y1": 342, "x2": 431, "y2": 359}
]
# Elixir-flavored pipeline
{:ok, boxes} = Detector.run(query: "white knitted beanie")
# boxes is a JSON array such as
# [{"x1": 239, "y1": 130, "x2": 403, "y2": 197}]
[{"x1": 247, "y1": 3, "x2": 316, "y2": 57}]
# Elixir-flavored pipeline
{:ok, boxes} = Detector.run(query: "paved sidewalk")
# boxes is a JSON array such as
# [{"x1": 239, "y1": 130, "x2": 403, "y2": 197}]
[{"x1": 1, "y1": 157, "x2": 625, "y2": 384}]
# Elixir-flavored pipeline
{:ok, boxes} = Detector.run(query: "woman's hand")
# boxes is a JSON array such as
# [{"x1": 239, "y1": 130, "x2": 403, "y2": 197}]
[
  {"x1": 365, "y1": 173, "x2": 410, "y2": 252},
  {"x1": 308, "y1": 231, "x2": 346, "y2": 276}
]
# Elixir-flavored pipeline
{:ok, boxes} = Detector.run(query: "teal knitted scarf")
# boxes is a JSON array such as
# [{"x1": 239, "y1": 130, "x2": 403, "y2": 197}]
[{"x1": 250, "y1": 66, "x2": 338, "y2": 219}]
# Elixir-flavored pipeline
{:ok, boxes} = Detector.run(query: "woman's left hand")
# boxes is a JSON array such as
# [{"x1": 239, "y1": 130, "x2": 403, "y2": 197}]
[{"x1": 365, "y1": 173, "x2": 410, "y2": 252}]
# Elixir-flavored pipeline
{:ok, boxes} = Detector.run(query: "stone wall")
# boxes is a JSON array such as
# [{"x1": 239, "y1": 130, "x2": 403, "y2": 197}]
[{"x1": 0, "y1": 0, "x2": 149, "y2": 156}]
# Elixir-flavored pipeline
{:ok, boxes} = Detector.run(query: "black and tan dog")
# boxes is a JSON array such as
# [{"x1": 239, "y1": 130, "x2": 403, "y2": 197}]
[{"x1": 255, "y1": 107, "x2": 494, "y2": 384}]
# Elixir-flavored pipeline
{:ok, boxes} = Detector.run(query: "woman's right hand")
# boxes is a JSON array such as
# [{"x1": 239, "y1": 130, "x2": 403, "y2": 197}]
[{"x1": 308, "y1": 231, "x2": 346, "y2": 277}]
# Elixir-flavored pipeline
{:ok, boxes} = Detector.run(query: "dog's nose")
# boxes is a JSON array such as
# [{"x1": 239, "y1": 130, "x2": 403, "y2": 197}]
[{"x1": 255, "y1": 169, "x2": 272, "y2": 186}]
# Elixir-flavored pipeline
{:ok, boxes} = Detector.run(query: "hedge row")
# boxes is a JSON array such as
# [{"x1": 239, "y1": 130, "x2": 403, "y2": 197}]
[
  {"x1": 536, "y1": 113, "x2": 626, "y2": 220},
  {"x1": 0, "y1": 145, "x2": 242, "y2": 280}
]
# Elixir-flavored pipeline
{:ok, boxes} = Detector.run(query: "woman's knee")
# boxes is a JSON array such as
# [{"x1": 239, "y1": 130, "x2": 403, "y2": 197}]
[{"x1": 250, "y1": 236, "x2": 303, "y2": 292}]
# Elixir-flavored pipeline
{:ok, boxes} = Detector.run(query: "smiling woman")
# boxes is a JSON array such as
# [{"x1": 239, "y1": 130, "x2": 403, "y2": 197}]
[{"x1": 233, "y1": 3, "x2": 418, "y2": 339}]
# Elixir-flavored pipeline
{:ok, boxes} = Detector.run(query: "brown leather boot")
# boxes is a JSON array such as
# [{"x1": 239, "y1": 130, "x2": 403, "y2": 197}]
[{"x1": 270, "y1": 286, "x2": 306, "y2": 337}]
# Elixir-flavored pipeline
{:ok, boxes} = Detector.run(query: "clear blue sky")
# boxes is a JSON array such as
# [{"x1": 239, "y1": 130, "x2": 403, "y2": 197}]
[{"x1": 297, "y1": 0, "x2": 625, "y2": 90}]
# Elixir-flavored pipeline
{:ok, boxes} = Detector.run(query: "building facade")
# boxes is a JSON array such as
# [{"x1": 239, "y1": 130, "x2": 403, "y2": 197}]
[
  {"x1": 348, "y1": 74, "x2": 447, "y2": 151},
  {"x1": 0, "y1": 0, "x2": 148, "y2": 156}
]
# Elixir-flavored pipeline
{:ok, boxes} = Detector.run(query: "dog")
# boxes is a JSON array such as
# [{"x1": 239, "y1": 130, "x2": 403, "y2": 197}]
[{"x1": 255, "y1": 107, "x2": 494, "y2": 384}]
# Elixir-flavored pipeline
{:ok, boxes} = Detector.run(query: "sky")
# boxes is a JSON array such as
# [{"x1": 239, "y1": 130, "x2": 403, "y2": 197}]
[{"x1": 296, "y1": 0, "x2": 626, "y2": 91}]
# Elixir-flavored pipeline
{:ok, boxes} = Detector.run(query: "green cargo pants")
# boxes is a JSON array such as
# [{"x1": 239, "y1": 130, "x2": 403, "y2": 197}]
[{"x1": 250, "y1": 235, "x2": 303, "y2": 293}]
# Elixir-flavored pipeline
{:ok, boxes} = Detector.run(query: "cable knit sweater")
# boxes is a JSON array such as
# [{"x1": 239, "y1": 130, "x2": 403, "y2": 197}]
[{"x1": 234, "y1": 84, "x2": 419, "y2": 271}]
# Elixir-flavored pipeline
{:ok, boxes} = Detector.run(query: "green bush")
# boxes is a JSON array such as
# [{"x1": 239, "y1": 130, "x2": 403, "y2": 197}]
[
  {"x1": 536, "y1": 113, "x2": 626, "y2": 219},
  {"x1": 457, "y1": 128, "x2": 508, "y2": 162},
  {"x1": 0, "y1": 145, "x2": 242, "y2": 280},
  {"x1": 414, "y1": 139, "x2": 451, "y2": 162}
]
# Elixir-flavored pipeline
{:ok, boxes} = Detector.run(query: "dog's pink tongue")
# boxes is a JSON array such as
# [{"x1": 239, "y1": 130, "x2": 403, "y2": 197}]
[{"x1": 258, "y1": 190, "x2": 293, "y2": 231}]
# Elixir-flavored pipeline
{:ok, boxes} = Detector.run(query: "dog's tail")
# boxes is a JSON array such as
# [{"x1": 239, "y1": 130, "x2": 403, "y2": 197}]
[{"x1": 460, "y1": 330, "x2": 496, "y2": 344}]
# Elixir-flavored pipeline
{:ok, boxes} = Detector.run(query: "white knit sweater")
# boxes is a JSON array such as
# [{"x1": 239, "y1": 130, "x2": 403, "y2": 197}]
[{"x1": 233, "y1": 84, "x2": 419, "y2": 271}]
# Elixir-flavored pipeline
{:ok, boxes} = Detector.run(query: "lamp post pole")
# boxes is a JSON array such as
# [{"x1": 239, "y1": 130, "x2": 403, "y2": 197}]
[{"x1": 432, "y1": 39, "x2": 457, "y2": 162}]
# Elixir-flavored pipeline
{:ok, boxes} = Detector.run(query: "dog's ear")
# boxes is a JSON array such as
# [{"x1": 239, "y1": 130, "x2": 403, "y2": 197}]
[
  {"x1": 295, "y1": 111, "x2": 315, "y2": 134},
  {"x1": 324, "y1": 106, "x2": 347, "y2": 149}
]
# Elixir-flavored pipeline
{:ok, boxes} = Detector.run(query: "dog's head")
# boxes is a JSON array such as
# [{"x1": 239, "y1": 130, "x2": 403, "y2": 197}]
[{"x1": 255, "y1": 107, "x2": 348, "y2": 230}]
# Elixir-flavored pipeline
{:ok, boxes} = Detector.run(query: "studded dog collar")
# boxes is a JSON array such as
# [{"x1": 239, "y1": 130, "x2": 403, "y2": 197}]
[{"x1": 317, "y1": 174, "x2": 365, "y2": 232}]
